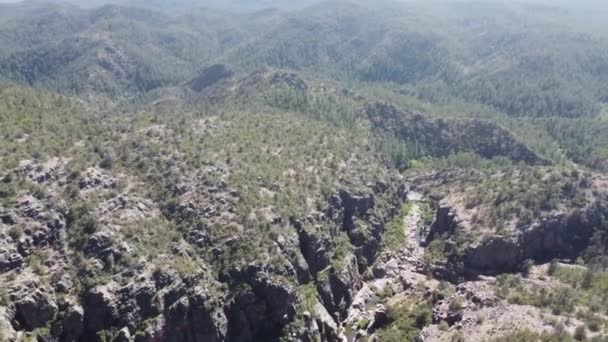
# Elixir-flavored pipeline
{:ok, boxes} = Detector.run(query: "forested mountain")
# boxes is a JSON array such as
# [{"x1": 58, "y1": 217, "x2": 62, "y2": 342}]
[
  {"x1": 1, "y1": 0, "x2": 608, "y2": 116},
  {"x1": 2, "y1": 1, "x2": 608, "y2": 342}
]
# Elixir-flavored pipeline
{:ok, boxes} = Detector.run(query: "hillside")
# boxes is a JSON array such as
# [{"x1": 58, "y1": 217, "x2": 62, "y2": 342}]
[{"x1": 1, "y1": 1, "x2": 608, "y2": 342}]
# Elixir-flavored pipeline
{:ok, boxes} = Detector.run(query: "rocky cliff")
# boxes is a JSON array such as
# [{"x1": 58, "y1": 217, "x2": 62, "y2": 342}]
[
  {"x1": 364, "y1": 102, "x2": 548, "y2": 165},
  {"x1": 413, "y1": 168, "x2": 608, "y2": 275}
]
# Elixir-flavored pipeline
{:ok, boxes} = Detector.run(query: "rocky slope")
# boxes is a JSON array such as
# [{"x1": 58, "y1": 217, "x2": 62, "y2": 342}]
[
  {"x1": 0, "y1": 83, "x2": 413, "y2": 341},
  {"x1": 3, "y1": 67, "x2": 608, "y2": 342}
]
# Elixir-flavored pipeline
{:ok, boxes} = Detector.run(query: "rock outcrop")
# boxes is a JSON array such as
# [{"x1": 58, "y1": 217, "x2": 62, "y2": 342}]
[
  {"x1": 14, "y1": 290, "x2": 59, "y2": 330},
  {"x1": 464, "y1": 207, "x2": 602, "y2": 273},
  {"x1": 188, "y1": 64, "x2": 234, "y2": 93},
  {"x1": 317, "y1": 252, "x2": 362, "y2": 321},
  {"x1": 79, "y1": 269, "x2": 229, "y2": 342},
  {"x1": 425, "y1": 203, "x2": 608, "y2": 274},
  {"x1": 224, "y1": 265, "x2": 298, "y2": 342},
  {"x1": 364, "y1": 102, "x2": 548, "y2": 165}
]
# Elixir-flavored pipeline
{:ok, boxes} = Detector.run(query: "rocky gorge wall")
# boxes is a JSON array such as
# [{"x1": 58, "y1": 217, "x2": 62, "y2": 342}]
[
  {"x1": 0, "y1": 158, "x2": 408, "y2": 342},
  {"x1": 427, "y1": 203, "x2": 608, "y2": 275}
]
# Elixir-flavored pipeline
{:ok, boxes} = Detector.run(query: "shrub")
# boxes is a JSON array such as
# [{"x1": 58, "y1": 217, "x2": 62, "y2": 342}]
[
  {"x1": 383, "y1": 202, "x2": 411, "y2": 250},
  {"x1": 414, "y1": 307, "x2": 432, "y2": 328},
  {"x1": 8, "y1": 226, "x2": 22, "y2": 240},
  {"x1": 548, "y1": 259, "x2": 559, "y2": 276},
  {"x1": 82, "y1": 217, "x2": 98, "y2": 235},
  {"x1": 357, "y1": 318, "x2": 370, "y2": 330},
  {"x1": 298, "y1": 284, "x2": 318, "y2": 314},
  {"x1": 522, "y1": 259, "x2": 535, "y2": 277},
  {"x1": 0, "y1": 288, "x2": 9, "y2": 306},
  {"x1": 379, "y1": 284, "x2": 395, "y2": 299},
  {"x1": 99, "y1": 155, "x2": 114, "y2": 170},
  {"x1": 587, "y1": 319, "x2": 601, "y2": 333},
  {"x1": 32, "y1": 185, "x2": 46, "y2": 200},
  {"x1": 450, "y1": 332, "x2": 466, "y2": 342},
  {"x1": 582, "y1": 269, "x2": 594, "y2": 290},
  {"x1": 424, "y1": 238, "x2": 447, "y2": 266},
  {"x1": 449, "y1": 298, "x2": 464, "y2": 311},
  {"x1": 376, "y1": 302, "x2": 432, "y2": 342},
  {"x1": 574, "y1": 325, "x2": 587, "y2": 341}
]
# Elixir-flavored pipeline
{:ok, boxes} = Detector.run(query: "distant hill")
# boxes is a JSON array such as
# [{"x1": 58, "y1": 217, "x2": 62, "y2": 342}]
[{"x1": 0, "y1": 0, "x2": 607, "y2": 117}]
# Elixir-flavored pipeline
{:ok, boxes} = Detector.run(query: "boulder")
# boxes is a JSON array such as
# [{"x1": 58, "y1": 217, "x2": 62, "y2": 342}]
[
  {"x1": 0, "y1": 252, "x2": 23, "y2": 272},
  {"x1": 85, "y1": 232, "x2": 114, "y2": 258},
  {"x1": 370, "y1": 304, "x2": 388, "y2": 330},
  {"x1": 115, "y1": 327, "x2": 132, "y2": 342}
]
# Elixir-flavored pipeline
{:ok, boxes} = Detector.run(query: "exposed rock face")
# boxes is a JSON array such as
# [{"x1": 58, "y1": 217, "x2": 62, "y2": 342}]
[
  {"x1": 294, "y1": 222, "x2": 331, "y2": 275},
  {"x1": 425, "y1": 202, "x2": 459, "y2": 245},
  {"x1": 95, "y1": 195, "x2": 159, "y2": 223},
  {"x1": 82, "y1": 285, "x2": 119, "y2": 335},
  {"x1": 14, "y1": 290, "x2": 59, "y2": 330},
  {"x1": 0, "y1": 117, "x2": 407, "y2": 342},
  {"x1": 313, "y1": 301, "x2": 340, "y2": 341},
  {"x1": 58, "y1": 305, "x2": 85, "y2": 342},
  {"x1": 80, "y1": 269, "x2": 229, "y2": 342},
  {"x1": 0, "y1": 193, "x2": 68, "y2": 273},
  {"x1": 465, "y1": 237, "x2": 521, "y2": 274},
  {"x1": 520, "y1": 209, "x2": 600, "y2": 262},
  {"x1": 162, "y1": 286, "x2": 228, "y2": 342},
  {"x1": 410, "y1": 167, "x2": 608, "y2": 278},
  {"x1": 78, "y1": 167, "x2": 117, "y2": 194},
  {"x1": 317, "y1": 253, "x2": 362, "y2": 321},
  {"x1": 297, "y1": 301, "x2": 340, "y2": 342},
  {"x1": 15, "y1": 158, "x2": 68, "y2": 185},
  {"x1": 224, "y1": 265, "x2": 298, "y2": 342},
  {"x1": 185, "y1": 68, "x2": 310, "y2": 105},
  {"x1": 370, "y1": 304, "x2": 388, "y2": 330},
  {"x1": 188, "y1": 64, "x2": 234, "y2": 92},
  {"x1": 364, "y1": 102, "x2": 547, "y2": 165},
  {"x1": 339, "y1": 189, "x2": 375, "y2": 219},
  {"x1": 428, "y1": 204, "x2": 607, "y2": 274}
]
